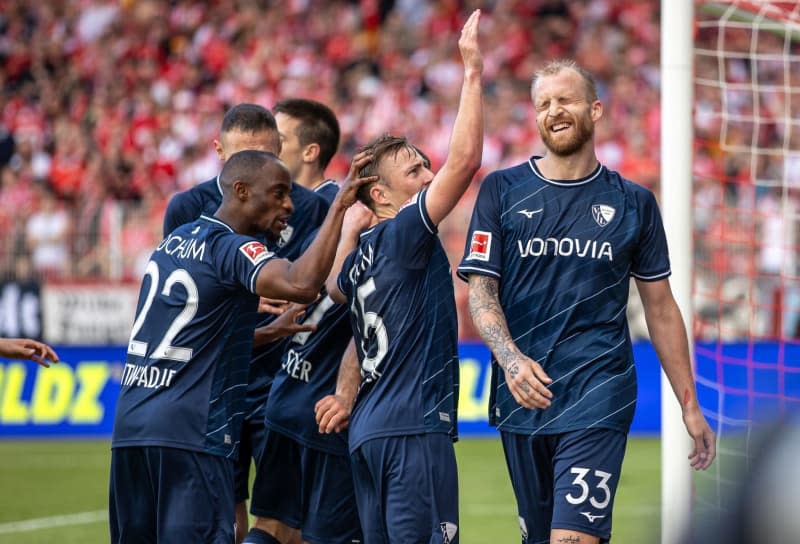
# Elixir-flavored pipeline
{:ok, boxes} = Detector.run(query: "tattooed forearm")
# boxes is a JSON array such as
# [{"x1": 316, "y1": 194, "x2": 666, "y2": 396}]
[
  {"x1": 556, "y1": 537, "x2": 581, "y2": 543},
  {"x1": 468, "y1": 275, "x2": 518, "y2": 370}
]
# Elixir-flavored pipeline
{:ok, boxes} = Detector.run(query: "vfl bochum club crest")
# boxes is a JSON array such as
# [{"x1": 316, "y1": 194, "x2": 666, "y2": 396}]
[{"x1": 592, "y1": 204, "x2": 616, "y2": 227}]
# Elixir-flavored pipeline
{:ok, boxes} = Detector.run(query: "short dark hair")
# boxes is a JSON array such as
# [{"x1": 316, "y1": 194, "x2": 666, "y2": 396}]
[
  {"x1": 219, "y1": 150, "x2": 283, "y2": 192},
  {"x1": 221, "y1": 103, "x2": 278, "y2": 134},
  {"x1": 273, "y1": 98, "x2": 340, "y2": 170},
  {"x1": 355, "y1": 134, "x2": 419, "y2": 210}
]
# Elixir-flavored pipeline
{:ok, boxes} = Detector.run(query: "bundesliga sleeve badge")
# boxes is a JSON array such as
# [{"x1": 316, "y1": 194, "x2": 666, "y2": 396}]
[
  {"x1": 467, "y1": 231, "x2": 492, "y2": 261},
  {"x1": 239, "y1": 240, "x2": 273, "y2": 265}
]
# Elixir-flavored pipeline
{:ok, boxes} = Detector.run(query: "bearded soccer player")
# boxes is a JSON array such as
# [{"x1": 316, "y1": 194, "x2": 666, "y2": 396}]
[{"x1": 458, "y1": 59, "x2": 716, "y2": 544}]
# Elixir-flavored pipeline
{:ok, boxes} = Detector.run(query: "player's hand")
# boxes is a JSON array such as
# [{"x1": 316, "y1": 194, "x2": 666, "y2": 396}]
[
  {"x1": 458, "y1": 9, "x2": 483, "y2": 75},
  {"x1": 335, "y1": 151, "x2": 379, "y2": 209},
  {"x1": 258, "y1": 297, "x2": 289, "y2": 315},
  {"x1": 683, "y1": 406, "x2": 716, "y2": 470},
  {"x1": 314, "y1": 394, "x2": 352, "y2": 433},
  {"x1": 343, "y1": 201, "x2": 376, "y2": 238},
  {"x1": 0, "y1": 338, "x2": 59, "y2": 368},
  {"x1": 253, "y1": 303, "x2": 315, "y2": 347},
  {"x1": 501, "y1": 352, "x2": 552, "y2": 409}
]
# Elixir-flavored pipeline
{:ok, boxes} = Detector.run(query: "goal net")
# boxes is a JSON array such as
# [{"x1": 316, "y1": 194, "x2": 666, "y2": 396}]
[{"x1": 690, "y1": 0, "x2": 800, "y2": 531}]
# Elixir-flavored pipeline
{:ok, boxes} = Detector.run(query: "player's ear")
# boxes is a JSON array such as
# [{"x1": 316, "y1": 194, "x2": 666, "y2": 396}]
[
  {"x1": 213, "y1": 139, "x2": 226, "y2": 161},
  {"x1": 590, "y1": 99, "x2": 603, "y2": 122},
  {"x1": 369, "y1": 182, "x2": 388, "y2": 206},
  {"x1": 303, "y1": 142, "x2": 320, "y2": 165},
  {"x1": 232, "y1": 180, "x2": 249, "y2": 200}
]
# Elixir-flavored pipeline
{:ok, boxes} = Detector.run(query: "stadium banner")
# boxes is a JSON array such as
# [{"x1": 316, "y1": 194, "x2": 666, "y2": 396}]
[
  {"x1": 1, "y1": 341, "x2": 794, "y2": 437},
  {"x1": 41, "y1": 284, "x2": 138, "y2": 345},
  {"x1": 0, "y1": 280, "x2": 43, "y2": 340}
]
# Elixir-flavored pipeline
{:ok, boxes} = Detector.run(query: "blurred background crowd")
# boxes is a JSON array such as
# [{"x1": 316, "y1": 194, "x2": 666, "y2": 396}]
[{"x1": 0, "y1": 0, "x2": 796, "y2": 339}]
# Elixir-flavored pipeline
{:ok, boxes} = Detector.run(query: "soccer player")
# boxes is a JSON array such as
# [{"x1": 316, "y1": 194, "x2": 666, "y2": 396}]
[
  {"x1": 0, "y1": 337, "x2": 58, "y2": 367},
  {"x1": 458, "y1": 59, "x2": 717, "y2": 544},
  {"x1": 273, "y1": 97, "x2": 341, "y2": 200},
  {"x1": 162, "y1": 102, "x2": 330, "y2": 542},
  {"x1": 109, "y1": 150, "x2": 370, "y2": 543},
  {"x1": 325, "y1": 10, "x2": 483, "y2": 543},
  {"x1": 241, "y1": 98, "x2": 367, "y2": 544}
]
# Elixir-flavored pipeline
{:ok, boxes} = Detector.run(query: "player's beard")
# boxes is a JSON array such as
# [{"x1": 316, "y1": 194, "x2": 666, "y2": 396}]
[{"x1": 539, "y1": 113, "x2": 595, "y2": 157}]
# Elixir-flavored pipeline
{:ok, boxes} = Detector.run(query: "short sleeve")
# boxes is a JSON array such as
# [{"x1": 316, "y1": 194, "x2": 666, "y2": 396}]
[
  {"x1": 631, "y1": 189, "x2": 671, "y2": 281},
  {"x1": 383, "y1": 188, "x2": 438, "y2": 269},
  {"x1": 214, "y1": 234, "x2": 276, "y2": 294},
  {"x1": 457, "y1": 173, "x2": 503, "y2": 281}
]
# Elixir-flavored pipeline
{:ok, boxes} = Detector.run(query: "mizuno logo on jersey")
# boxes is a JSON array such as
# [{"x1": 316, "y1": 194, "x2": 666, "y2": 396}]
[
  {"x1": 592, "y1": 204, "x2": 616, "y2": 226},
  {"x1": 580, "y1": 512, "x2": 606, "y2": 523},
  {"x1": 239, "y1": 241, "x2": 272, "y2": 265},
  {"x1": 517, "y1": 238, "x2": 613, "y2": 261},
  {"x1": 517, "y1": 208, "x2": 543, "y2": 218},
  {"x1": 467, "y1": 231, "x2": 492, "y2": 261}
]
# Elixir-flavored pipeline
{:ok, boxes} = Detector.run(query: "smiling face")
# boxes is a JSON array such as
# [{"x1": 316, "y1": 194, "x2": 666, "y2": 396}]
[{"x1": 532, "y1": 68, "x2": 602, "y2": 157}]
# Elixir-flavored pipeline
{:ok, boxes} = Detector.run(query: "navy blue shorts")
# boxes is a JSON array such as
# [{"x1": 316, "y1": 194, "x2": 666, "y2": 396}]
[
  {"x1": 351, "y1": 433, "x2": 459, "y2": 544},
  {"x1": 250, "y1": 428, "x2": 362, "y2": 544},
  {"x1": 234, "y1": 407, "x2": 268, "y2": 503},
  {"x1": 501, "y1": 428, "x2": 627, "y2": 543},
  {"x1": 109, "y1": 446, "x2": 235, "y2": 543}
]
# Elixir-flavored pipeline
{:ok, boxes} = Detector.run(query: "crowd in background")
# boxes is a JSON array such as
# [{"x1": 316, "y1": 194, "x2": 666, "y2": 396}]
[{"x1": 0, "y1": 0, "x2": 796, "y2": 339}]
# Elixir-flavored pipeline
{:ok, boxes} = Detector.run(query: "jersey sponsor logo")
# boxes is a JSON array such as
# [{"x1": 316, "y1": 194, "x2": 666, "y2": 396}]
[
  {"x1": 467, "y1": 231, "x2": 492, "y2": 261},
  {"x1": 157, "y1": 234, "x2": 207, "y2": 261},
  {"x1": 120, "y1": 363, "x2": 177, "y2": 390},
  {"x1": 580, "y1": 512, "x2": 607, "y2": 523},
  {"x1": 592, "y1": 204, "x2": 616, "y2": 226},
  {"x1": 517, "y1": 238, "x2": 613, "y2": 261},
  {"x1": 277, "y1": 224, "x2": 294, "y2": 248},
  {"x1": 239, "y1": 241, "x2": 272, "y2": 265},
  {"x1": 440, "y1": 522, "x2": 458, "y2": 544},
  {"x1": 517, "y1": 208, "x2": 543, "y2": 218}
]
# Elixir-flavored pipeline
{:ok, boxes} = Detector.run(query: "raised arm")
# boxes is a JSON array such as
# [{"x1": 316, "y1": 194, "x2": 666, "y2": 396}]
[
  {"x1": 255, "y1": 154, "x2": 377, "y2": 303},
  {"x1": 425, "y1": 9, "x2": 484, "y2": 227},
  {"x1": 467, "y1": 274, "x2": 552, "y2": 409},
  {"x1": 636, "y1": 277, "x2": 716, "y2": 470}
]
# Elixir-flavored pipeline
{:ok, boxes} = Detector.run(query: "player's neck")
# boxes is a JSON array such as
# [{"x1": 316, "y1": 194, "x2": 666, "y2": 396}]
[
  {"x1": 537, "y1": 149, "x2": 599, "y2": 182},
  {"x1": 293, "y1": 168, "x2": 326, "y2": 191}
]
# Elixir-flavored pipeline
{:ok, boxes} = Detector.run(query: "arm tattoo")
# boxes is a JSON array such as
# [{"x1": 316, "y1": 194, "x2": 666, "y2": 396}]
[
  {"x1": 468, "y1": 276, "x2": 518, "y2": 371},
  {"x1": 556, "y1": 537, "x2": 581, "y2": 543}
]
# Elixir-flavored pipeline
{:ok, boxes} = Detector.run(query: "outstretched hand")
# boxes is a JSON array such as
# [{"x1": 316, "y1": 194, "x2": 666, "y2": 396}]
[
  {"x1": 335, "y1": 151, "x2": 379, "y2": 209},
  {"x1": 458, "y1": 9, "x2": 483, "y2": 74},
  {"x1": 0, "y1": 338, "x2": 59, "y2": 368}
]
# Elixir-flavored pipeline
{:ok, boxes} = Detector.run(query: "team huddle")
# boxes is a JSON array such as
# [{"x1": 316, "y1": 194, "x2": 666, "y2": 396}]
[{"x1": 109, "y1": 10, "x2": 716, "y2": 544}]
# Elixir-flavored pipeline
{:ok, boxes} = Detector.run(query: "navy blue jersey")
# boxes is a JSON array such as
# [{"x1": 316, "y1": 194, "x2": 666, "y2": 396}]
[
  {"x1": 337, "y1": 189, "x2": 460, "y2": 452},
  {"x1": 264, "y1": 221, "x2": 352, "y2": 455},
  {"x1": 112, "y1": 216, "x2": 276, "y2": 458},
  {"x1": 457, "y1": 158, "x2": 671, "y2": 436},
  {"x1": 247, "y1": 184, "x2": 329, "y2": 415},
  {"x1": 314, "y1": 179, "x2": 340, "y2": 205},
  {"x1": 162, "y1": 175, "x2": 330, "y2": 417}
]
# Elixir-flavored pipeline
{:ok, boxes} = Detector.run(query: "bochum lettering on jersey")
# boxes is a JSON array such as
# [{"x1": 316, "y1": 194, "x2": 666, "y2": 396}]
[
  {"x1": 156, "y1": 230, "x2": 207, "y2": 261},
  {"x1": 516, "y1": 237, "x2": 613, "y2": 260}
]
